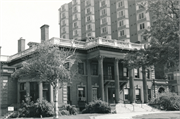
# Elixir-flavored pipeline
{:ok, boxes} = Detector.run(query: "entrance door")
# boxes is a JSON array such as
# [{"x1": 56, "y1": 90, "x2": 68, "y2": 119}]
[{"x1": 108, "y1": 88, "x2": 115, "y2": 103}]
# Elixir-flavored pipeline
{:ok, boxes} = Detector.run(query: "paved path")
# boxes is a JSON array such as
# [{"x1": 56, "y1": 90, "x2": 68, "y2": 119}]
[{"x1": 89, "y1": 111, "x2": 180, "y2": 119}]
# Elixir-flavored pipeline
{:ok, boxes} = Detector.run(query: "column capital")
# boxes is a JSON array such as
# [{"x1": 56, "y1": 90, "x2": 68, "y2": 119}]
[{"x1": 97, "y1": 55, "x2": 104, "y2": 60}]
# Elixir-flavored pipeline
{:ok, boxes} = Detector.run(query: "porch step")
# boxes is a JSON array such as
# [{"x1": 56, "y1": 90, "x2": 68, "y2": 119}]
[{"x1": 115, "y1": 103, "x2": 160, "y2": 114}]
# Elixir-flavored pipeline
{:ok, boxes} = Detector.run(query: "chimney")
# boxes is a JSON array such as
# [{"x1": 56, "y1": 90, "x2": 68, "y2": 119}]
[
  {"x1": 40, "y1": 24, "x2": 49, "y2": 42},
  {"x1": 18, "y1": 37, "x2": 25, "y2": 53}
]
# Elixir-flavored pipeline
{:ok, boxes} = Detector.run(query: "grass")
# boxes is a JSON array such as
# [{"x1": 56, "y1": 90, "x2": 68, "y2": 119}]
[{"x1": 133, "y1": 112, "x2": 180, "y2": 119}]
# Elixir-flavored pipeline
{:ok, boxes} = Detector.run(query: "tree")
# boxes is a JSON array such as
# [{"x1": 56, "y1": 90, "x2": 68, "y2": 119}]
[
  {"x1": 143, "y1": 0, "x2": 179, "y2": 78},
  {"x1": 12, "y1": 41, "x2": 79, "y2": 119},
  {"x1": 123, "y1": 0, "x2": 179, "y2": 102}
]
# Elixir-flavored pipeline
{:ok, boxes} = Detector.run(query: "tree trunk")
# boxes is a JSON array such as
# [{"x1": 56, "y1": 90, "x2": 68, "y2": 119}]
[
  {"x1": 54, "y1": 79, "x2": 59, "y2": 119},
  {"x1": 142, "y1": 66, "x2": 148, "y2": 103}
]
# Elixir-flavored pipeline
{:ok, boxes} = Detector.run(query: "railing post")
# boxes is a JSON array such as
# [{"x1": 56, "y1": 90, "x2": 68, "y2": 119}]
[{"x1": 114, "y1": 40, "x2": 117, "y2": 47}]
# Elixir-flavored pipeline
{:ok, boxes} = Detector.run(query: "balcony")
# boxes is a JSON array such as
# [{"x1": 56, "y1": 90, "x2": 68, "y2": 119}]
[{"x1": 4, "y1": 37, "x2": 144, "y2": 62}]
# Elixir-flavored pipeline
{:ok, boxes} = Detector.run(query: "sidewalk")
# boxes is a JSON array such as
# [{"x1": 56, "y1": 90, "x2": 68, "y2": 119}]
[{"x1": 89, "y1": 111, "x2": 180, "y2": 119}]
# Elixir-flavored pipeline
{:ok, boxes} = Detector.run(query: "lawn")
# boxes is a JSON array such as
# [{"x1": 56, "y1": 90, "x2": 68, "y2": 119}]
[{"x1": 133, "y1": 112, "x2": 180, "y2": 119}]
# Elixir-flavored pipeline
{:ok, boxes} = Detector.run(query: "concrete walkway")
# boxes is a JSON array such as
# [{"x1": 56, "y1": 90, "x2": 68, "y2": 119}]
[{"x1": 89, "y1": 111, "x2": 180, "y2": 119}]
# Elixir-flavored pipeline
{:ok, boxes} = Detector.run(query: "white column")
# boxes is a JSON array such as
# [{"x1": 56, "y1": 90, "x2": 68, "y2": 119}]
[
  {"x1": 50, "y1": 84, "x2": 54, "y2": 103},
  {"x1": 39, "y1": 82, "x2": 43, "y2": 102}
]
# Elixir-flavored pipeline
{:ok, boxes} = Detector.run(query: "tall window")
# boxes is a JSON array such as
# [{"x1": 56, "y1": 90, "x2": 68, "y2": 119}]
[
  {"x1": 101, "y1": 27, "x2": 107, "y2": 33},
  {"x1": 91, "y1": 63, "x2": 98, "y2": 75},
  {"x1": 107, "y1": 66, "x2": 113, "y2": 80},
  {"x1": 62, "y1": 5, "x2": 65, "y2": 11},
  {"x1": 78, "y1": 87, "x2": 85, "y2": 101},
  {"x1": 67, "y1": 86, "x2": 71, "y2": 104},
  {"x1": 20, "y1": 83, "x2": 26, "y2": 102},
  {"x1": 87, "y1": 32, "x2": 91, "y2": 37},
  {"x1": 123, "y1": 67, "x2": 128, "y2": 77},
  {"x1": 74, "y1": 30, "x2": 78, "y2": 35},
  {"x1": 124, "y1": 88, "x2": 129, "y2": 100},
  {"x1": 92, "y1": 88, "x2": 98, "y2": 100},
  {"x1": 43, "y1": 82, "x2": 50, "y2": 102},
  {"x1": 135, "y1": 88, "x2": 140, "y2": 100},
  {"x1": 120, "y1": 30, "x2": 124, "y2": 36},
  {"x1": 119, "y1": 20, "x2": 124, "y2": 27},
  {"x1": 62, "y1": 13, "x2": 65, "y2": 18},
  {"x1": 62, "y1": 20, "x2": 65, "y2": 25},
  {"x1": 30, "y1": 82, "x2": 39, "y2": 102},
  {"x1": 148, "y1": 89, "x2": 151, "y2": 100},
  {"x1": 62, "y1": 27, "x2": 65, "y2": 32},
  {"x1": 139, "y1": 12, "x2": 144, "y2": 19},
  {"x1": 146, "y1": 69, "x2": 150, "y2": 79},
  {"x1": 134, "y1": 68, "x2": 139, "y2": 78},
  {"x1": 140, "y1": 23, "x2": 145, "y2": 30},
  {"x1": 78, "y1": 62, "x2": 84, "y2": 74}
]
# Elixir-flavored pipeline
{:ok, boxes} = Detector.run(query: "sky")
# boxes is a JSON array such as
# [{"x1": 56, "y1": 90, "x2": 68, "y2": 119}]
[{"x1": 0, "y1": 0, "x2": 71, "y2": 56}]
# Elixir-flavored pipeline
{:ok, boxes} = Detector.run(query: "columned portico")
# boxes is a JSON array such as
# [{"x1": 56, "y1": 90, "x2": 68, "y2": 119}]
[
  {"x1": 98, "y1": 56, "x2": 104, "y2": 101},
  {"x1": 114, "y1": 59, "x2": 120, "y2": 103}
]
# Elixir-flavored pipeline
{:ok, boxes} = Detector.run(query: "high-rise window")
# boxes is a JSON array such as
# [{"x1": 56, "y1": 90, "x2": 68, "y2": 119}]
[
  {"x1": 140, "y1": 23, "x2": 145, "y2": 30},
  {"x1": 118, "y1": 10, "x2": 124, "y2": 17},
  {"x1": 86, "y1": 0, "x2": 90, "y2": 6},
  {"x1": 119, "y1": 20, "x2": 124, "y2": 27},
  {"x1": 62, "y1": 27, "x2": 65, "y2": 32},
  {"x1": 101, "y1": 17, "x2": 107, "y2": 24},
  {"x1": 101, "y1": 0, "x2": 106, "y2": 7},
  {"x1": 87, "y1": 24, "x2": 91, "y2": 30},
  {"x1": 62, "y1": 35, "x2": 66, "y2": 38},
  {"x1": 101, "y1": 8, "x2": 106, "y2": 16},
  {"x1": 146, "y1": 69, "x2": 150, "y2": 79},
  {"x1": 62, "y1": 13, "x2": 65, "y2": 18},
  {"x1": 74, "y1": 22, "x2": 77, "y2": 28},
  {"x1": 87, "y1": 32, "x2": 91, "y2": 37},
  {"x1": 62, "y1": 20, "x2": 65, "y2": 25},
  {"x1": 62, "y1": 5, "x2": 65, "y2": 11},
  {"x1": 73, "y1": 14, "x2": 78, "y2": 20},
  {"x1": 101, "y1": 27, "x2": 107, "y2": 33},
  {"x1": 139, "y1": 12, "x2": 144, "y2": 20},
  {"x1": 73, "y1": 6, "x2": 77, "y2": 12},
  {"x1": 117, "y1": 1, "x2": 124, "y2": 8},
  {"x1": 86, "y1": 16, "x2": 91, "y2": 22},
  {"x1": 120, "y1": 30, "x2": 124, "y2": 36},
  {"x1": 74, "y1": 30, "x2": 78, "y2": 35},
  {"x1": 86, "y1": 8, "x2": 91, "y2": 14}
]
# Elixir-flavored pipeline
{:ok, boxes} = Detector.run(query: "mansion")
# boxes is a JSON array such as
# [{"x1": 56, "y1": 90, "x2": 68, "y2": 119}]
[{"x1": 0, "y1": 24, "x2": 170, "y2": 115}]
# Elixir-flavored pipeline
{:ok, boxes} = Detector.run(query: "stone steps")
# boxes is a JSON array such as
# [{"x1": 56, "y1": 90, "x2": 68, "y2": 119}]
[{"x1": 115, "y1": 103, "x2": 160, "y2": 114}]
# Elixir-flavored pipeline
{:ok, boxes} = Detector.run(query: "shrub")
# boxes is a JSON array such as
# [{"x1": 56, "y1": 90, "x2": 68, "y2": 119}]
[
  {"x1": 82, "y1": 99, "x2": 111, "y2": 114},
  {"x1": 15, "y1": 95, "x2": 54, "y2": 118},
  {"x1": 33, "y1": 99, "x2": 54, "y2": 117},
  {"x1": 59, "y1": 110, "x2": 69, "y2": 115},
  {"x1": 59, "y1": 104, "x2": 79, "y2": 115},
  {"x1": 149, "y1": 92, "x2": 180, "y2": 110}
]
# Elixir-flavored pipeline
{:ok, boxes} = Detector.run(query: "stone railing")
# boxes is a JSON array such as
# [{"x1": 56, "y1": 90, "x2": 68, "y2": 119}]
[{"x1": 4, "y1": 37, "x2": 144, "y2": 62}]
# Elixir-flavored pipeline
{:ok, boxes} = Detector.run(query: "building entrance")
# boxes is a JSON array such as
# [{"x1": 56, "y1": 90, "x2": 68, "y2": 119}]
[{"x1": 108, "y1": 88, "x2": 115, "y2": 103}]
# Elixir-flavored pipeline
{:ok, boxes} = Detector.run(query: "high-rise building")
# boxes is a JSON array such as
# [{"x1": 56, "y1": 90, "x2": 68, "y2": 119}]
[{"x1": 59, "y1": 0, "x2": 152, "y2": 43}]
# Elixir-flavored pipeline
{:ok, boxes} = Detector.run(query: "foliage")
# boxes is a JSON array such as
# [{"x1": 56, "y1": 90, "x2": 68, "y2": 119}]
[
  {"x1": 149, "y1": 92, "x2": 180, "y2": 110},
  {"x1": 59, "y1": 110, "x2": 70, "y2": 116},
  {"x1": 11, "y1": 41, "x2": 79, "y2": 118},
  {"x1": 82, "y1": 100, "x2": 111, "y2": 114},
  {"x1": 10, "y1": 95, "x2": 54, "y2": 118},
  {"x1": 59, "y1": 104, "x2": 79, "y2": 115},
  {"x1": 33, "y1": 99, "x2": 54, "y2": 117}
]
